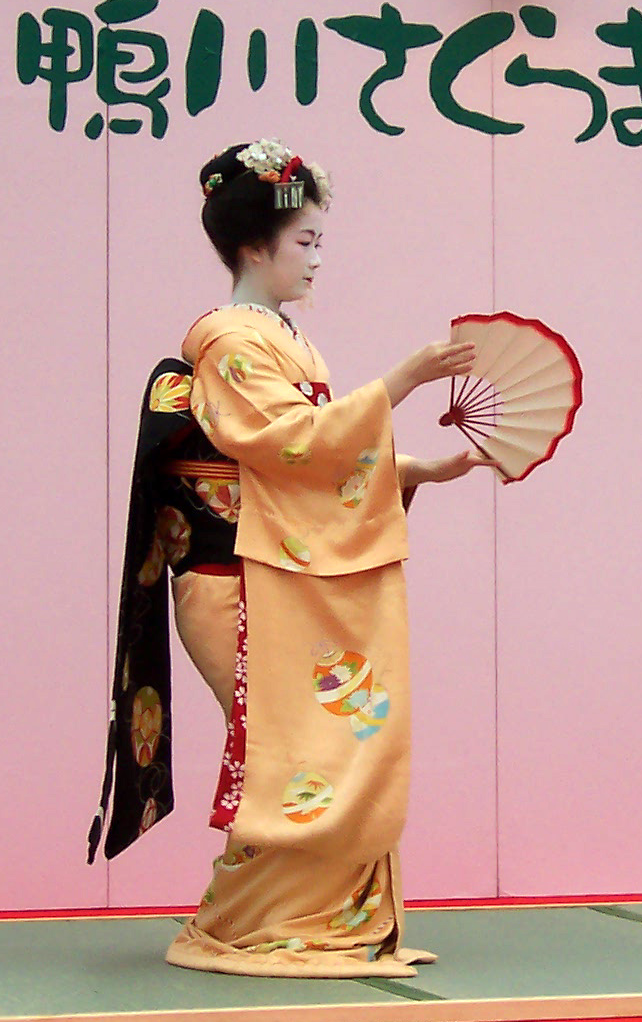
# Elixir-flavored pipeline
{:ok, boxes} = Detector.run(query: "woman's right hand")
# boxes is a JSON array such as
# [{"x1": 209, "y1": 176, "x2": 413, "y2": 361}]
[
  {"x1": 383, "y1": 341, "x2": 476, "y2": 408},
  {"x1": 411, "y1": 341, "x2": 476, "y2": 385}
]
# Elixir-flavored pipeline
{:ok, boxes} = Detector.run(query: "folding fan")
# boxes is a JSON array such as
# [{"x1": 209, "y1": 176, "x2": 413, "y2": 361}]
[{"x1": 440, "y1": 311, "x2": 583, "y2": 483}]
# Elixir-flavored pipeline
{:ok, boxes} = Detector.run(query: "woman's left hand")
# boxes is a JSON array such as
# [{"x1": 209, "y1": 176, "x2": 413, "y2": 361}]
[
  {"x1": 403, "y1": 450, "x2": 500, "y2": 486},
  {"x1": 429, "y1": 450, "x2": 499, "y2": 482}
]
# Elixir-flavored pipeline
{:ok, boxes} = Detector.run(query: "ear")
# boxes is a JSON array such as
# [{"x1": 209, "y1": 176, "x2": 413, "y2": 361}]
[{"x1": 238, "y1": 241, "x2": 267, "y2": 270}]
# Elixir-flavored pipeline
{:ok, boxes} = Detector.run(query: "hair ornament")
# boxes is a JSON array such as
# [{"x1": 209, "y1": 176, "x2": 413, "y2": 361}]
[
  {"x1": 203, "y1": 172, "x2": 223, "y2": 198},
  {"x1": 237, "y1": 137, "x2": 293, "y2": 175},
  {"x1": 307, "y1": 162, "x2": 333, "y2": 212},
  {"x1": 237, "y1": 138, "x2": 308, "y2": 209},
  {"x1": 274, "y1": 156, "x2": 304, "y2": 209}
]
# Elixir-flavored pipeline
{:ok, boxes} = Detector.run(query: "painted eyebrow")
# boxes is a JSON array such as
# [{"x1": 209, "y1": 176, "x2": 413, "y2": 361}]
[{"x1": 298, "y1": 228, "x2": 323, "y2": 238}]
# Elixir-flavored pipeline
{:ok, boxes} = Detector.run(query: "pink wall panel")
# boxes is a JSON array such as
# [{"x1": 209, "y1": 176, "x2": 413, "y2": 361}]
[
  {"x1": 0, "y1": 2, "x2": 109, "y2": 909},
  {"x1": 492, "y1": 1, "x2": 642, "y2": 895},
  {"x1": 5, "y1": 0, "x2": 639, "y2": 912}
]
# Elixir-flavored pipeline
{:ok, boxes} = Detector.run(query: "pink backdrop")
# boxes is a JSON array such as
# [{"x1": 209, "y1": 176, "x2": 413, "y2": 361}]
[{"x1": 1, "y1": 0, "x2": 641, "y2": 910}]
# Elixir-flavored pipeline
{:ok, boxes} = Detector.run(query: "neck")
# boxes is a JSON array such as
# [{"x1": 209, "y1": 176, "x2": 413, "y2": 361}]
[{"x1": 231, "y1": 275, "x2": 281, "y2": 314}]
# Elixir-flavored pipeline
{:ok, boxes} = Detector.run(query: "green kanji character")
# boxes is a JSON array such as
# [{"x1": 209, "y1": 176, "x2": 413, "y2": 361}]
[
  {"x1": 16, "y1": 8, "x2": 94, "y2": 132},
  {"x1": 505, "y1": 6, "x2": 607, "y2": 144},
  {"x1": 248, "y1": 29, "x2": 267, "y2": 93},
  {"x1": 186, "y1": 9, "x2": 224, "y2": 117},
  {"x1": 597, "y1": 7, "x2": 642, "y2": 146},
  {"x1": 429, "y1": 11, "x2": 523, "y2": 136},
  {"x1": 92, "y1": 0, "x2": 170, "y2": 139},
  {"x1": 296, "y1": 19, "x2": 318, "y2": 106},
  {"x1": 324, "y1": 3, "x2": 442, "y2": 136}
]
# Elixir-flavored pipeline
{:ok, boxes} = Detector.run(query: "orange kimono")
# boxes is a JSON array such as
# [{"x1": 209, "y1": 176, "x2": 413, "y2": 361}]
[{"x1": 166, "y1": 304, "x2": 434, "y2": 978}]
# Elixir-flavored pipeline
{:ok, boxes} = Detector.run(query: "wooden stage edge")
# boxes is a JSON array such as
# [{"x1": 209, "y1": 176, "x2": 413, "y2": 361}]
[{"x1": 4, "y1": 994, "x2": 642, "y2": 1022}]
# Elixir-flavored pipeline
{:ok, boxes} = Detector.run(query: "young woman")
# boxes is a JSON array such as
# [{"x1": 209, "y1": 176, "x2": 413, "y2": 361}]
[{"x1": 90, "y1": 139, "x2": 493, "y2": 978}]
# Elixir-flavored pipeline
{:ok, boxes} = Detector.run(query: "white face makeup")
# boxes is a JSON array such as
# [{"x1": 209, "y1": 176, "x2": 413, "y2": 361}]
[{"x1": 245, "y1": 201, "x2": 324, "y2": 308}]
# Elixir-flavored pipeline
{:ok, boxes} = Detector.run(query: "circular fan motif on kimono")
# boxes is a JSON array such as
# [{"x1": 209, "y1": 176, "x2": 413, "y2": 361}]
[
  {"x1": 191, "y1": 387, "x2": 215, "y2": 439},
  {"x1": 246, "y1": 937, "x2": 332, "y2": 954},
  {"x1": 195, "y1": 479, "x2": 241, "y2": 523},
  {"x1": 218, "y1": 353, "x2": 254, "y2": 384},
  {"x1": 148, "y1": 372, "x2": 191, "y2": 413},
  {"x1": 349, "y1": 682, "x2": 390, "y2": 740},
  {"x1": 138, "y1": 797, "x2": 158, "y2": 836},
  {"x1": 329, "y1": 878, "x2": 383, "y2": 931},
  {"x1": 282, "y1": 771, "x2": 334, "y2": 823},
  {"x1": 280, "y1": 443, "x2": 312, "y2": 466},
  {"x1": 313, "y1": 649, "x2": 374, "y2": 716},
  {"x1": 279, "y1": 536, "x2": 311, "y2": 571},
  {"x1": 156, "y1": 506, "x2": 191, "y2": 566},
  {"x1": 337, "y1": 448, "x2": 379, "y2": 508},
  {"x1": 219, "y1": 843, "x2": 261, "y2": 871},
  {"x1": 131, "y1": 687, "x2": 163, "y2": 767},
  {"x1": 121, "y1": 652, "x2": 131, "y2": 692},
  {"x1": 200, "y1": 874, "x2": 218, "y2": 907},
  {"x1": 137, "y1": 533, "x2": 164, "y2": 587}
]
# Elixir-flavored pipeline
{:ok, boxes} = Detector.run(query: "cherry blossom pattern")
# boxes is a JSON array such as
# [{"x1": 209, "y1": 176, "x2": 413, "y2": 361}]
[
  {"x1": 148, "y1": 373, "x2": 191, "y2": 413},
  {"x1": 337, "y1": 448, "x2": 379, "y2": 508},
  {"x1": 329, "y1": 878, "x2": 383, "y2": 932},
  {"x1": 209, "y1": 575, "x2": 248, "y2": 833},
  {"x1": 131, "y1": 687, "x2": 163, "y2": 767}
]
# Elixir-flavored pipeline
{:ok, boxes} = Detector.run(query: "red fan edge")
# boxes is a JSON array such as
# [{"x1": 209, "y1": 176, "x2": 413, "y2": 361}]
[{"x1": 450, "y1": 311, "x2": 584, "y2": 484}]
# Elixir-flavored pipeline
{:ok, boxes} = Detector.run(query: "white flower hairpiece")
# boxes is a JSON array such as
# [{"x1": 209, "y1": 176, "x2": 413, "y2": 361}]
[
  {"x1": 236, "y1": 139, "x2": 333, "y2": 210},
  {"x1": 236, "y1": 138, "x2": 293, "y2": 177}
]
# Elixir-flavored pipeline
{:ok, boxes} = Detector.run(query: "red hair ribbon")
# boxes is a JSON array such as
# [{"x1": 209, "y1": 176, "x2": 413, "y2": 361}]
[{"x1": 280, "y1": 156, "x2": 303, "y2": 182}]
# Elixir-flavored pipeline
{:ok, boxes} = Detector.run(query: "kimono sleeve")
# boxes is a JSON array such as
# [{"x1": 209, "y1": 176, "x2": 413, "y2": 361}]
[{"x1": 191, "y1": 329, "x2": 409, "y2": 576}]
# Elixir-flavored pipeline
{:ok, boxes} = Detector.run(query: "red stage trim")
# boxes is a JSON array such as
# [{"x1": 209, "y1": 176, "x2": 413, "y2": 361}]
[
  {"x1": 406, "y1": 893, "x2": 642, "y2": 909},
  {"x1": 2, "y1": 893, "x2": 642, "y2": 921},
  {"x1": 0, "y1": 905, "x2": 197, "y2": 921}
]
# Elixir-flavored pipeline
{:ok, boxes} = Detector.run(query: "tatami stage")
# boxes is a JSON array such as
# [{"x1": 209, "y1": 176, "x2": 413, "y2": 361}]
[{"x1": 1, "y1": 899, "x2": 641, "y2": 1022}]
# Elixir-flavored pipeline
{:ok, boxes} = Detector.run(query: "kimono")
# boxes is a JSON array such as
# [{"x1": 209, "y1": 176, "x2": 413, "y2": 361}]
[
  {"x1": 163, "y1": 305, "x2": 434, "y2": 978},
  {"x1": 89, "y1": 302, "x2": 430, "y2": 978}
]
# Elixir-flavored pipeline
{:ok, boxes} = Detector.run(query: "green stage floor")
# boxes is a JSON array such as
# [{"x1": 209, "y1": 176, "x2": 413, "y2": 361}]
[{"x1": 1, "y1": 903, "x2": 642, "y2": 1022}]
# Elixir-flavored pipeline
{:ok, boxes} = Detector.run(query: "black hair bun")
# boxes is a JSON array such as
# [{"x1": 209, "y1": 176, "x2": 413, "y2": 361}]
[
  {"x1": 198, "y1": 139, "x2": 323, "y2": 274},
  {"x1": 199, "y1": 144, "x2": 249, "y2": 192}
]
